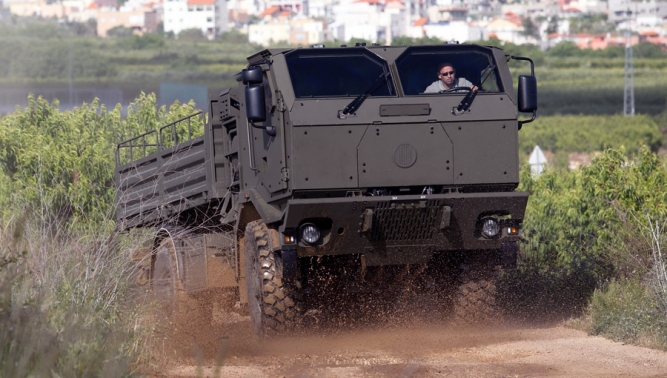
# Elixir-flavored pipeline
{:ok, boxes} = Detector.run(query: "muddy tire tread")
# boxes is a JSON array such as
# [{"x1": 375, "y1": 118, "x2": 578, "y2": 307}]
[
  {"x1": 246, "y1": 220, "x2": 298, "y2": 336},
  {"x1": 454, "y1": 276, "x2": 497, "y2": 323}
]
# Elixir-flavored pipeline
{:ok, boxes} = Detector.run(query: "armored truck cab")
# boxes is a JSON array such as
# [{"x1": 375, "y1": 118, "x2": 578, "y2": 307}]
[{"x1": 115, "y1": 43, "x2": 537, "y2": 336}]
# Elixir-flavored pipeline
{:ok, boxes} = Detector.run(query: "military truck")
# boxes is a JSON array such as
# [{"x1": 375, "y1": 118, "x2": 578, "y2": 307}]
[{"x1": 115, "y1": 43, "x2": 538, "y2": 336}]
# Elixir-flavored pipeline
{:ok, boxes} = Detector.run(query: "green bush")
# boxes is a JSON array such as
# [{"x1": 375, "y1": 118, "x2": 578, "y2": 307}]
[
  {"x1": 0, "y1": 93, "x2": 200, "y2": 230},
  {"x1": 518, "y1": 146, "x2": 667, "y2": 348},
  {"x1": 520, "y1": 146, "x2": 667, "y2": 272}
]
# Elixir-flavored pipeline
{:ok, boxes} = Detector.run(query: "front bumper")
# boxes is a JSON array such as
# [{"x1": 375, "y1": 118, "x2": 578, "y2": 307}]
[{"x1": 280, "y1": 191, "x2": 528, "y2": 265}]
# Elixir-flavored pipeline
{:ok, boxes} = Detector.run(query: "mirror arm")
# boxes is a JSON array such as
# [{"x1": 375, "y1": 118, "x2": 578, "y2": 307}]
[
  {"x1": 249, "y1": 120, "x2": 276, "y2": 137},
  {"x1": 511, "y1": 56, "x2": 535, "y2": 76},
  {"x1": 518, "y1": 110, "x2": 536, "y2": 130}
]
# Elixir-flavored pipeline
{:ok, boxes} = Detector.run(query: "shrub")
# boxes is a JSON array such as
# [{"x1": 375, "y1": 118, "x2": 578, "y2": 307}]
[{"x1": 0, "y1": 93, "x2": 200, "y2": 230}]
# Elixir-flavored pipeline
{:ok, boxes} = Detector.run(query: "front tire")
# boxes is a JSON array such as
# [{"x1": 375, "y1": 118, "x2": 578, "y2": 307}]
[
  {"x1": 244, "y1": 220, "x2": 300, "y2": 337},
  {"x1": 453, "y1": 255, "x2": 500, "y2": 324},
  {"x1": 454, "y1": 277, "x2": 497, "y2": 323}
]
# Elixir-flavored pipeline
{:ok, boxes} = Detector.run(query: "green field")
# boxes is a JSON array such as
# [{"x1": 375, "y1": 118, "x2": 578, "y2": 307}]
[{"x1": 2, "y1": 18, "x2": 667, "y2": 116}]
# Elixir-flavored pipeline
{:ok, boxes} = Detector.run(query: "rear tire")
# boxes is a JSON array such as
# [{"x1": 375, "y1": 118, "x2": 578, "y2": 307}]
[
  {"x1": 152, "y1": 237, "x2": 188, "y2": 319},
  {"x1": 244, "y1": 220, "x2": 300, "y2": 337}
]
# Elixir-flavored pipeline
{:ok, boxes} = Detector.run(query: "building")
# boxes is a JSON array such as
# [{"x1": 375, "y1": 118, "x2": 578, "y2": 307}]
[
  {"x1": 97, "y1": 8, "x2": 159, "y2": 36},
  {"x1": 608, "y1": 0, "x2": 667, "y2": 27},
  {"x1": 329, "y1": 0, "x2": 396, "y2": 43},
  {"x1": 248, "y1": 13, "x2": 325, "y2": 45},
  {"x1": 164, "y1": 0, "x2": 228, "y2": 39}
]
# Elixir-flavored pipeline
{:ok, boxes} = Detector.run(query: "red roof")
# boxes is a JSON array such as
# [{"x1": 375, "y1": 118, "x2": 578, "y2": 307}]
[
  {"x1": 413, "y1": 17, "x2": 428, "y2": 27},
  {"x1": 188, "y1": 0, "x2": 215, "y2": 5},
  {"x1": 259, "y1": 5, "x2": 280, "y2": 17},
  {"x1": 87, "y1": 2, "x2": 99, "y2": 9}
]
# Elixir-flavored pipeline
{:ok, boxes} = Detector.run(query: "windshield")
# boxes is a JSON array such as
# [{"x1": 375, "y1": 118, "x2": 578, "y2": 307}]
[
  {"x1": 285, "y1": 49, "x2": 395, "y2": 98},
  {"x1": 395, "y1": 46, "x2": 503, "y2": 95}
]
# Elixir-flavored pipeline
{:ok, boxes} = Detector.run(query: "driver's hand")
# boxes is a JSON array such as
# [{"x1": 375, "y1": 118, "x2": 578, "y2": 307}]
[{"x1": 471, "y1": 85, "x2": 479, "y2": 92}]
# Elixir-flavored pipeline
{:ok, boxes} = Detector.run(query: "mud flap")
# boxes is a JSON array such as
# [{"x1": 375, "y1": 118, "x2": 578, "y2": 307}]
[
  {"x1": 500, "y1": 241, "x2": 518, "y2": 269},
  {"x1": 282, "y1": 249, "x2": 298, "y2": 277}
]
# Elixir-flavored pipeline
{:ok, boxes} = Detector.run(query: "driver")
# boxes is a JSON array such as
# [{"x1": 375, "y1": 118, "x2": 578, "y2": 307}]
[{"x1": 424, "y1": 62, "x2": 478, "y2": 93}]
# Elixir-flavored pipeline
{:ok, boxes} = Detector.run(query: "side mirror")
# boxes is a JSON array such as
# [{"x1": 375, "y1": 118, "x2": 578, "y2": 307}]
[
  {"x1": 518, "y1": 75, "x2": 537, "y2": 113},
  {"x1": 241, "y1": 67, "x2": 263, "y2": 85},
  {"x1": 245, "y1": 85, "x2": 266, "y2": 122}
]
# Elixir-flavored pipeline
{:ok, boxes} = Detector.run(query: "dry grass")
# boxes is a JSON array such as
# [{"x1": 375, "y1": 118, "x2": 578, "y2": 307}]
[{"x1": 0, "y1": 215, "x2": 154, "y2": 376}]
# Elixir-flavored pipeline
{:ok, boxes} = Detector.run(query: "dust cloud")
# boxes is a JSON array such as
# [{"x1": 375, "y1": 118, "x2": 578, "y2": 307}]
[{"x1": 146, "y1": 276, "x2": 581, "y2": 377}]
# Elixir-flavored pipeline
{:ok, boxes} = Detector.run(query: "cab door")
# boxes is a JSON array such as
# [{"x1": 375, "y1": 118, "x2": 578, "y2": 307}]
[{"x1": 249, "y1": 72, "x2": 288, "y2": 194}]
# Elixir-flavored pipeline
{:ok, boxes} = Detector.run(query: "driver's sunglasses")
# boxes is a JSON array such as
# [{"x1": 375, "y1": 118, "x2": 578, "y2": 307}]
[{"x1": 440, "y1": 71, "x2": 455, "y2": 76}]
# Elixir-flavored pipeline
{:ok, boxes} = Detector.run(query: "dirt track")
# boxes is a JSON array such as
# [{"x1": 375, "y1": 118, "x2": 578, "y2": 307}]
[{"x1": 158, "y1": 314, "x2": 667, "y2": 378}]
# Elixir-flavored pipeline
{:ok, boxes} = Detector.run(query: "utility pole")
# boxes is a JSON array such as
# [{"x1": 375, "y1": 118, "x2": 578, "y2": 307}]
[
  {"x1": 68, "y1": 33, "x2": 73, "y2": 107},
  {"x1": 623, "y1": 17, "x2": 634, "y2": 116}
]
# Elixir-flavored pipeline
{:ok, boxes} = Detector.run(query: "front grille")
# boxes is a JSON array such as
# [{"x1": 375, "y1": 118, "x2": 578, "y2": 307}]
[{"x1": 368, "y1": 200, "x2": 444, "y2": 242}]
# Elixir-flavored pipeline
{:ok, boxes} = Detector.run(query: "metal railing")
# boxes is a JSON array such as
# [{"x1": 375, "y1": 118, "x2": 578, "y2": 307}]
[
  {"x1": 159, "y1": 111, "x2": 204, "y2": 150},
  {"x1": 116, "y1": 111, "x2": 205, "y2": 166}
]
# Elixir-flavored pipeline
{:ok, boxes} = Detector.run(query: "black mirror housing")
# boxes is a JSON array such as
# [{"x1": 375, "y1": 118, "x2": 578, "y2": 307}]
[
  {"x1": 518, "y1": 75, "x2": 537, "y2": 113},
  {"x1": 242, "y1": 67, "x2": 263, "y2": 85},
  {"x1": 245, "y1": 85, "x2": 266, "y2": 122}
]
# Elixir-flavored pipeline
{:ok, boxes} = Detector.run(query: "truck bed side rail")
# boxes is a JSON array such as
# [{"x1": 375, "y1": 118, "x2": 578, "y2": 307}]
[
  {"x1": 115, "y1": 111, "x2": 210, "y2": 228},
  {"x1": 116, "y1": 111, "x2": 205, "y2": 166}
]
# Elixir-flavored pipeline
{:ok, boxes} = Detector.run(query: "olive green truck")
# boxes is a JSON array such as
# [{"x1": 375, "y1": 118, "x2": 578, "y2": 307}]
[{"x1": 115, "y1": 43, "x2": 538, "y2": 336}]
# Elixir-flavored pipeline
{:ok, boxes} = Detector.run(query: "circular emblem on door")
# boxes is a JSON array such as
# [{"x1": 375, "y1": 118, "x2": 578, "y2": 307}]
[{"x1": 393, "y1": 144, "x2": 417, "y2": 168}]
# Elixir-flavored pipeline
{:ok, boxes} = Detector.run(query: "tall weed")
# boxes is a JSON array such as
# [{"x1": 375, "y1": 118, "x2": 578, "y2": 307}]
[
  {"x1": 0, "y1": 216, "x2": 152, "y2": 376},
  {"x1": 591, "y1": 279, "x2": 667, "y2": 349}
]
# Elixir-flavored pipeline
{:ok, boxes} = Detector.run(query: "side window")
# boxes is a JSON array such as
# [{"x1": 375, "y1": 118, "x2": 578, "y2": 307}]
[
  {"x1": 479, "y1": 65, "x2": 500, "y2": 92},
  {"x1": 286, "y1": 50, "x2": 395, "y2": 98},
  {"x1": 263, "y1": 73, "x2": 273, "y2": 114}
]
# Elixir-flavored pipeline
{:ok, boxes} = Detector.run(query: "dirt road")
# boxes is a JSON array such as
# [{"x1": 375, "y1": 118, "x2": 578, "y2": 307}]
[{"x1": 160, "y1": 315, "x2": 667, "y2": 378}]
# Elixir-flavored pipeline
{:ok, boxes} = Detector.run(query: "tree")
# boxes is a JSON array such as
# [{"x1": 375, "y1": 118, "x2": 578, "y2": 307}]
[
  {"x1": 521, "y1": 17, "x2": 540, "y2": 41},
  {"x1": 546, "y1": 15, "x2": 559, "y2": 35},
  {"x1": 107, "y1": 26, "x2": 134, "y2": 38},
  {"x1": 124, "y1": 33, "x2": 166, "y2": 50},
  {"x1": 178, "y1": 28, "x2": 206, "y2": 41},
  {"x1": 634, "y1": 42, "x2": 666, "y2": 59},
  {"x1": 217, "y1": 30, "x2": 249, "y2": 44},
  {"x1": 547, "y1": 40, "x2": 579, "y2": 57}
]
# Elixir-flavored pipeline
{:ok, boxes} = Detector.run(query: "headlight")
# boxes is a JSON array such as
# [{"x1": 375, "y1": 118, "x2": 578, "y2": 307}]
[
  {"x1": 299, "y1": 223, "x2": 321, "y2": 244},
  {"x1": 482, "y1": 218, "x2": 500, "y2": 238}
]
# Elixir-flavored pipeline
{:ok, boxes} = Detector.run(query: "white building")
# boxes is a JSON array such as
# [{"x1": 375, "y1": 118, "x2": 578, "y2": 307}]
[
  {"x1": 164, "y1": 0, "x2": 228, "y2": 39},
  {"x1": 249, "y1": 15, "x2": 325, "y2": 45},
  {"x1": 329, "y1": 0, "x2": 410, "y2": 43},
  {"x1": 608, "y1": 0, "x2": 667, "y2": 25}
]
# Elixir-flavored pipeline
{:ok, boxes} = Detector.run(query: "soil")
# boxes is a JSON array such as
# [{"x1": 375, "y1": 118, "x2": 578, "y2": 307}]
[{"x1": 150, "y1": 304, "x2": 667, "y2": 378}]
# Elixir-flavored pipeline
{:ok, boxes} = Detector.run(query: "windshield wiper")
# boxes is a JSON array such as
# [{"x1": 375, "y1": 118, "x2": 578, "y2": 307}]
[
  {"x1": 453, "y1": 64, "x2": 495, "y2": 115},
  {"x1": 339, "y1": 71, "x2": 390, "y2": 119}
]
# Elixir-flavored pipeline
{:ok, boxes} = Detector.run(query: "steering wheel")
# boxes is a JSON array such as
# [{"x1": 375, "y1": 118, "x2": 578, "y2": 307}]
[{"x1": 439, "y1": 87, "x2": 473, "y2": 93}]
